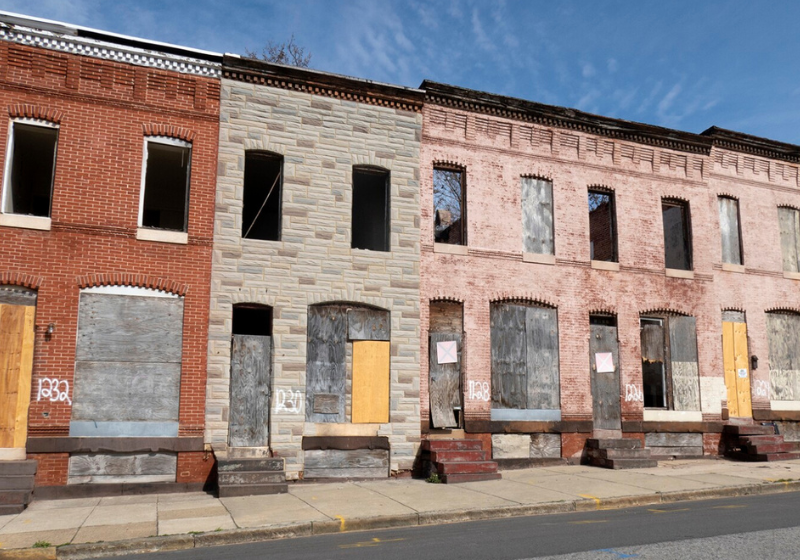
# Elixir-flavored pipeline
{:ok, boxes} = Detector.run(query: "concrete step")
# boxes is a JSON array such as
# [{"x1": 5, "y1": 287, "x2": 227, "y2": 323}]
[
  {"x1": 0, "y1": 476, "x2": 34, "y2": 491},
  {"x1": 588, "y1": 447, "x2": 652, "y2": 460},
  {"x1": 0, "y1": 461, "x2": 37, "y2": 476},
  {"x1": 742, "y1": 442, "x2": 796, "y2": 455},
  {"x1": 218, "y1": 471, "x2": 286, "y2": 485},
  {"x1": 0, "y1": 504, "x2": 24, "y2": 515},
  {"x1": 738, "y1": 435, "x2": 784, "y2": 446},
  {"x1": 591, "y1": 457, "x2": 658, "y2": 469},
  {"x1": 0, "y1": 490, "x2": 31, "y2": 505},
  {"x1": 217, "y1": 458, "x2": 284, "y2": 472},
  {"x1": 724, "y1": 424, "x2": 775, "y2": 436},
  {"x1": 430, "y1": 450, "x2": 487, "y2": 463},
  {"x1": 424, "y1": 439, "x2": 485, "y2": 452},
  {"x1": 218, "y1": 483, "x2": 288, "y2": 498},
  {"x1": 440, "y1": 472, "x2": 502, "y2": 484},
  {"x1": 437, "y1": 461, "x2": 498, "y2": 475},
  {"x1": 586, "y1": 438, "x2": 642, "y2": 450}
]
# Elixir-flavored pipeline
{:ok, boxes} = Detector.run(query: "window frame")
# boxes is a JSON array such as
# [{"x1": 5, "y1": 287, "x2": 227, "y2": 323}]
[
  {"x1": 137, "y1": 135, "x2": 192, "y2": 233},
  {"x1": 433, "y1": 165, "x2": 467, "y2": 246},
  {"x1": 718, "y1": 196, "x2": 743, "y2": 266},
  {"x1": 588, "y1": 187, "x2": 618, "y2": 263},
  {"x1": 661, "y1": 198, "x2": 693, "y2": 271},
  {"x1": 351, "y1": 165, "x2": 390, "y2": 252},
  {"x1": 521, "y1": 176, "x2": 555, "y2": 256},
  {"x1": 242, "y1": 150, "x2": 283, "y2": 242},
  {"x1": 778, "y1": 206, "x2": 800, "y2": 273},
  {"x1": 640, "y1": 316, "x2": 672, "y2": 409}
]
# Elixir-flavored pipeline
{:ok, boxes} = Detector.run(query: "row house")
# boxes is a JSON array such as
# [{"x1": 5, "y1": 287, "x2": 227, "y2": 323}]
[{"x1": 0, "y1": 13, "x2": 221, "y2": 505}]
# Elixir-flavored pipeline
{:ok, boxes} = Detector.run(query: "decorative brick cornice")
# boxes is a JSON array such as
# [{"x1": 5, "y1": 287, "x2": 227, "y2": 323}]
[
  {"x1": 721, "y1": 306, "x2": 746, "y2": 313},
  {"x1": 433, "y1": 159, "x2": 466, "y2": 170},
  {"x1": 521, "y1": 173, "x2": 553, "y2": 182},
  {"x1": 704, "y1": 127, "x2": 800, "y2": 165},
  {"x1": 0, "y1": 272, "x2": 42, "y2": 289},
  {"x1": 765, "y1": 307, "x2": 800, "y2": 315},
  {"x1": 588, "y1": 307, "x2": 617, "y2": 316},
  {"x1": 77, "y1": 274, "x2": 187, "y2": 296},
  {"x1": 8, "y1": 103, "x2": 62, "y2": 123},
  {"x1": 429, "y1": 295, "x2": 464, "y2": 304},
  {"x1": 717, "y1": 192, "x2": 738, "y2": 200},
  {"x1": 490, "y1": 294, "x2": 557, "y2": 308},
  {"x1": 143, "y1": 123, "x2": 195, "y2": 142},
  {"x1": 588, "y1": 183, "x2": 614, "y2": 192},
  {"x1": 640, "y1": 307, "x2": 690, "y2": 317}
]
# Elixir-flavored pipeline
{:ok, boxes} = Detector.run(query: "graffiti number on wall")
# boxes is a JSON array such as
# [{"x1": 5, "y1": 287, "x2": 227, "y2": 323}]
[
  {"x1": 468, "y1": 381, "x2": 491, "y2": 401},
  {"x1": 276, "y1": 389, "x2": 302, "y2": 414},
  {"x1": 37, "y1": 378, "x2": 71, "y2": 405},
  {"x1": 754, "y1": 379, "x2": 768, "y2": 398},
  {"x1": 625, "y1": 384, "x2": 643, "y2": 402}
]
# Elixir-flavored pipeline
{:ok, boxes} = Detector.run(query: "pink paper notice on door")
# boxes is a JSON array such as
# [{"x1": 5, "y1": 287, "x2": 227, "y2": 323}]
[
  {"x1": 437, "y1": 341, "x2": 458, "y2": 364},
  {"x1": 595, "y1": 352, "x2": 614, "y2": 373}
]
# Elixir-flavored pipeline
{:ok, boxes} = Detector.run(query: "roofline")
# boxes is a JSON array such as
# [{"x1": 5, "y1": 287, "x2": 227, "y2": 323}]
[{"x1": 702, "y1": 126, "x2": 800, "y2": 164}]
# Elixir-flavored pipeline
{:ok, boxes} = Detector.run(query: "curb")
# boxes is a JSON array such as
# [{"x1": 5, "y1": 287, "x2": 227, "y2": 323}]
[{"x1": 5, "y1": 479, "x2": 800, "y2": 559}]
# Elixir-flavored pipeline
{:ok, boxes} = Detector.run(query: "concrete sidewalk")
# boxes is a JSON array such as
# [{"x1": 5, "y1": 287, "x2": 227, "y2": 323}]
[{"x1": 4, "y1": 458, "x2": 800, "y2": 558}]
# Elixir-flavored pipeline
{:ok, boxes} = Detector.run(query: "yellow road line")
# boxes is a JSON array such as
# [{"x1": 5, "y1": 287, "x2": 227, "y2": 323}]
[
  {"x1": 579, "y1": 493, "x2": 601, "y2": 508},
  {"x1": 335, "y1": 515, "x2": 346, "y2": 531}
]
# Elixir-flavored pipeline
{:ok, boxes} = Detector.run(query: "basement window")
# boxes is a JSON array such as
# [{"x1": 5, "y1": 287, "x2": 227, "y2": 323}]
[
  {"x1": 588, "y1": 189, "x2": 617, "y2": 262},
  {"x1": 351, "y1": 166, "x2": 389, "y2": 251},
  {"x1": 242, "y1": 151, "x2": 282, "y2": 241},
  {"x1": 434, "y1": 167, "x2": 466, "y2": 245},
  {"x1": 2, "y1": 121, "x2": 59, "y2": 218},
  {"x1": 662, "y1": 199, "x2": 692, "y2": 270},
  {"x1": 140, "y1": 137, "x2": 191, "y2": 232}
]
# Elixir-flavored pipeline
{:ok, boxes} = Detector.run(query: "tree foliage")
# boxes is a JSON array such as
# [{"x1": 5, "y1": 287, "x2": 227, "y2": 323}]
[{"x1": 245, "y1": 35, "x2": 311, "y2": 68}]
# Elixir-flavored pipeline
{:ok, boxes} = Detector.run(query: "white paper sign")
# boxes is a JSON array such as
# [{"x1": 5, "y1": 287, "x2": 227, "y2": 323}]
[
  {"x1": 437, "y1": 341, "x2": 458, "y2": 364},
  {"x1": 595, "y1": 352, "x2": 614, "y2": 373},
  {"x1": 737, "y1": 368, "x2": 748, "y2": 378}
]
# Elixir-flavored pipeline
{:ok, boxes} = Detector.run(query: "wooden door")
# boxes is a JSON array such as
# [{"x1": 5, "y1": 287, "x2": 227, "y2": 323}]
[
  {"x1": 0, "y1": 304, "x2": 35, "y2": 448},
  {"x1": 590, "y1": 323, "x2": 621, "y2": 430},
  {"x1": 229, "y1": 334, "x2": 271, "y2": 447},
  {"x1": 429, "y1": 332, "x2": 462, "y2": 428},
  {"x1": 352, "y1": 341, "x2": 390, "y2": 423},
  {"x1": 723, "y1": 321, "x2": 752, "y2": 418}
]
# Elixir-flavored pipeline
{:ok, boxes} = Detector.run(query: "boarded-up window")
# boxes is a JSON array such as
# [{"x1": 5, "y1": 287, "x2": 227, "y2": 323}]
[
  {"x1": 522, "y1": 177, "x2": 554, "y2": 255},
  {"x1": 778, "y1": 207, "x2": 800, "y2": 273},
  {"x1": 140, "y1": 138, "x2": 191, "y2": 232},
  {"x1": 71, "y1": 290, "x2": 183, "y2": 437},
  {"x1": 588, "y1": 189, "x2": 617, "y2": 262},
  {"x1": 719, "y1": 197, "x2": 743, "y2": 265},
  {"x1": 352, "y1": 166, "x2": 389, "y2": 252},
  {"x1": 434, "y1": 167, "x2": 466, "y2": 245},
  {"x1": 242, "y1": 151, "x2": 282, "y2": 241},
  {"x1": 490, "y1": 302, "x2": 559, "y2": 411},
  {"x1": 765, "y1": 312, "x2": 800, "y2": 400},
  {"x1": 2, "y1": 121, "x2": 58, "y2": 217},
  {"x1": 662, "y1": 199, "x2": 692, "y2": 270},
  {"x1": 639, "y1": 315, "x2": 700, "y2": 410}
]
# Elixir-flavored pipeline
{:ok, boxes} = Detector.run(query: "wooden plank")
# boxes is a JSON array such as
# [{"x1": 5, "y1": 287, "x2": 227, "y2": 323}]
[
  {"x1": 644, "y1": 432, "x2": 703, "y2": 447},
  {"x1": 303, "y1": 448, "x2": 389, "y2": 469},
  {"x1": 303, "y1": 467, "x2": 388, "y2": 479},
  {"x1": 590, "y1": 323, "x2": 621, "y2": 430},
  {"x1": 429, "y1": 332, "x2": 461, "y2": 428},
  {"x1": 733, "y1": 322, "x2": 752, "y2": 417},
  {"x1": 718, "y1": 197, "x2": 741, "y2": 265},
  {"x1": 721, "y1": 310, "x2": 745, "y2": 323},
  {"x1": 722, "y1": 322, "x2": 738, "y2": 417},
  {"x1": 526, "y1": 306, "x2": 560, "y2": 410},
  {"x1": 669, "y1": 316, "x2": 698, "y2": 363},
  {"x1": 229, "y1": 334, "x2": 271, "y2": 447},
  {"x1": 491, "y1": 303, "x2": 527, "y2": 410},
  {"x1": 669, "y1": 316, "x2": 700, "y2": 411},
  {"x1": 778, "y1": 207, "x2": 799, "y2": 272},
  {"x1": 347, "y1": 308, "x2": 390, "y2": 341},
  {"x1": 351, "y1": 341, "x2": 390, "y2": 423},
  {"x1": 640, "y1": 323, "x2": 664, "y2": 363},
  {"x1": 766, "y1": 313, "x2": 800, "y2": 400},
  {"x1": 0, "y1": 287, "x2": 36, "y2": 306},
  {"x1": 521, "y1": 177, "x2": 554, "y2": 255},
  {"x1": 68, "y1": 452, "x2": 176, "y2": 484},
  {"x1": 529, "y1": 433, "x2": 561, "y2": 458},
  {"x1": 0, "y1": 305, "x2": 24, "y2": 448},
  {"x1": 71, "y1": 362, "x2": 181, "y2": 423},
  {"x1": 12, "y1": 306, "x2": 34, "y2": 448},
  {"x1": 313, "y1": 394, "x2": 340, "y2": 414},
  {"x1": 305, "y1": 306, "x2": 346, "y2": 423},
  {"x1": 429, "y1": 302, "x2": 463, "y2": 334},
  {"x1": 76, "y1": 294, "x2": 183, "y2": 363}
]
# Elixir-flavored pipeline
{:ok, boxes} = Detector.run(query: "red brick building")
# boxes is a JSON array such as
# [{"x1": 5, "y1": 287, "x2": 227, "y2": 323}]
[{"x1": 0, "y1": 14, "x2": 220, "y2": 500}]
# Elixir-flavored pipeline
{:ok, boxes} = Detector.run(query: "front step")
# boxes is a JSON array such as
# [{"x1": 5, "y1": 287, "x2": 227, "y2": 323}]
[
  {"x1": 441, "y1": 472, "x2": 502, "y2": 483},
  {"x1": 0, "y1": 460, "x2": 37, "y2": 513},
  {"x1": 216, "y1": 457, "x2": 287, "y2": 498},
  {"x1": 424, "y1": 438, "x2": 501, "y2": 483},
  {"x1": 586, "y1": 439, "x2": 657, "y2": 469},
  {"x1": 724, "y1": 423, "x2": 800, "y2": 462}
]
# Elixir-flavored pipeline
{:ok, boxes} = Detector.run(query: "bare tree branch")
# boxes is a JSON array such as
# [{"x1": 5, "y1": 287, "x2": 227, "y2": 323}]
[{"x1": 245, "y1": 34, "x2": 311, "y2": 68}]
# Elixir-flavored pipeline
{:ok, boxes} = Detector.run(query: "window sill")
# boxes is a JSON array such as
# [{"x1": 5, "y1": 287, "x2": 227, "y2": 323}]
[
  {"x1": 591, "y1": 260, "x2": 619, "y2": 271},
  {"x1": 490, "y1": 409, "x2": 561, "y2": 421},
  {"x1": 770, "y1": 400, "x2": 800, "y2": 411},
  {"x1": 642, "y1": 410, "x2": 702, "y2": 422},
  {"x1": 783, "y1": 271, "x2": 800, "y2": 281},
  {"x1": 523, "y1": 252, "x2": 556, "y2": 265},
  {"x1": 0, "y1": 213, "x2": 51, "y2": 231},
  {"x1": 434, "y1": 243, "x2": 468, "y2": 256},
  {"x1": 136, "y1": 228, "x2": 188, "y2": 244},
  {"x1": 721, "y1": 263, "x2": 745, "y2": 273},
  {"x1": 665, "y1": 268, "x2": 694, "y2": 279}
]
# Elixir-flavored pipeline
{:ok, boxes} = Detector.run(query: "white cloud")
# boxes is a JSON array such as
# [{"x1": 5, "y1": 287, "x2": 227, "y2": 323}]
[
  {"x1": 471, "y1": 8, "x2": 495, "y2": 52},
  {"x1": 657, "y1": 83, "x2": 682, "y2": 115}
]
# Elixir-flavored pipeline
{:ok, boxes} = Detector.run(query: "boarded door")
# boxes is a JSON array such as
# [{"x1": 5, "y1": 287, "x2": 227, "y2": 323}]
[
  {"x1": 590, "y1": 322, "x2": 621, "y2": 430},
  {"x1": 0, "y1": 304, "x2": 35, "y2": 448},
  {"x1": 305, "y1": 306, "x2": 346, "y2": 422},
  {"x1": 429, "y1": 332, "x2": 462, "y2": 427},
  {"x1": 352, "y1": 341, "x2": 390, "y2": 423},
  {"x1": 229, "y1": 335, "x2": 271, "y2": 447},
  {"x1": 722, "y1": 320, "x2": 752, "y2": 417}
]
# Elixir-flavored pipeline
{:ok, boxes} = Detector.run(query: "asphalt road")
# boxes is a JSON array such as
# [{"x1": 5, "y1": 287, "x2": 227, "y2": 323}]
[{"x1": 106, "y1": 491, "x2": 800, "y2": 560}]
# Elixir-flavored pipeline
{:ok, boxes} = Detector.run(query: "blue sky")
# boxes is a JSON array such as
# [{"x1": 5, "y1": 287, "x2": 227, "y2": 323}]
[{"x1": 3, "y1": 1, "x2": 800, "y2": 144}]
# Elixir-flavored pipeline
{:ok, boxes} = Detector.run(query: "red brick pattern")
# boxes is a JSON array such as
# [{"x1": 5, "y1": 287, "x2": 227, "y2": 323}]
[{"x1": 27, "y1": 453, "x2": 68, "y2": 487}]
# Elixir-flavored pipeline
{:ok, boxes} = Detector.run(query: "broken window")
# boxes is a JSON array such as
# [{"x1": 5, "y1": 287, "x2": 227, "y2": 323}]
[
  {"x1": 434, "y1": 167, "x2": 466, "y2": 245},
  {"x1": 490, "y1": 302, "x2": 560, "y2": 417},
  {"x1": 718, "y1": 196, "x2": 743, "y2": 265},
  {"x1": 140, "y1": 138, "x2": 191, "y2": 232},
  {"x1": 521, "y1": 177, "x2": 554, "y2": 255},
  {"x1": 588, "y1": 189, "x2": 617, "y2": 262},
  {"x1": 778, "y1": 207, "x2": 800, "y2": 272},
  {"x1": 2, "y1": 121, "x2": 58, "y2": 217},
  {"x1": 242, "y1": 151, "x2": 282, "y2": 241},
  {"x1": 662, "y1": 199, "x2": 692, "y2": 270},
  {"x1": 639, "y1": 315, "x2": 700, "y2": 410},
  {"x1": 765, "y1": 311, "x2": 800, "y2": 401},
  {"x1": 351, "y1": 166, "x2": 389, "y2": 251}
]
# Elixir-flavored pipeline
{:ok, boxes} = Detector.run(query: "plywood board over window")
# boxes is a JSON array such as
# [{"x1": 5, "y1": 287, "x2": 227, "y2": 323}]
[
  {"x1": 0, "y1": 304, "x2": 35, "y2": 449},
  {"x1": 521, "y1": 177, "x2": 554, "y2": 255},
  {"x1": 766, "y1": 312, "x2": 800, "y2": 400},
  {"x1": 305, "y1": 306, "x2": 347, "y2": 423},
  {"x1": 778, "y1": 207, "x2": 800, "y2": 273}
]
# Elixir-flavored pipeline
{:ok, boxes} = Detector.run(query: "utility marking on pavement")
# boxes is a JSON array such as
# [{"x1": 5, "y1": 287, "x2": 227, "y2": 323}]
[
  {"x1": 339, "y1": 537, "x2": 406, "y2": 549},
  {"x1": 647, "y1": 507, "x2": 690, "y2": 514},
  {"x1": 579, "y1": 493, "x2": 601, "y2": 507},
  {"x1": 598, "y1": 548, "x2": 639, "y2": 558},
  {"x1": 712, "y1": 505, "x2": 746, "y2": 509},
  {"x1": 335, "y1": 515, "x2": 346, "y2": 531},
  {"x1": 569, "y1": 519, "x2": 608, "y2": 524}
]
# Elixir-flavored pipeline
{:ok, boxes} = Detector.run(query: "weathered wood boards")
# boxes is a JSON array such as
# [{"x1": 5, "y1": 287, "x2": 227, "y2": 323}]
[
  {"x1": 303, "y1": 448, "x2": 389, "y2": 479},
  {"x1": 429, "y1": 332, "x2": 461, "y2": 428},
  {"x1": 229, "y1": 335, "x2": 271, "y2": 447},
  {"x1": 305, "y1": 305, "x2": 346, "y2": 423},
  {"x1": 718, "y1": 197, "x2": 742, "y2": 265},
  {"x1": 778, "y1": 207, "x2": 800, "y2": 272},
  {"x1": 347, "y1": 308, "x2": 390, "y2": 341},
  {"x1": 590, "y1": 323, "x2": 621, "y2": 430},
  {"x1": 0, "y1": 304, "x2": 35, "y2": 448},
  {"x1": 526, "y1": 307, "x2": 559, "y2": 409},
  {"x1": 723, "y1": 321, "x2": 752, "y2": 417},
  {"x1": 766, "y1": 312, "x2": 800, "y2": 400},
  {"x1": 68, "y1": 452, "x2": 177, "y2": 484},
  {"x1": 521, "y1": 177, "x2": 554, "y2": 255},
  {"x1": 351, "y1": 341, "x2": 390, "y2": 423},
  {"x1": 668, "y1": 316, "x2": 701, "y2": 411}
]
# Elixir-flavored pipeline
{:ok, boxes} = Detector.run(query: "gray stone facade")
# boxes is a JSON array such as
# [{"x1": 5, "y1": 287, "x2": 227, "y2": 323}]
[{"x1": 206, "y1": 72, "x2": 422, "y2": 479}]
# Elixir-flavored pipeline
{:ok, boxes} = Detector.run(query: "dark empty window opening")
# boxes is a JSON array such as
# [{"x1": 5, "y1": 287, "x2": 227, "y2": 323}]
[
  {"x1": 588, "y1": 189, "x2": 617, "y2": 262},
  {"x1": 718, "y1": 196, "x2": 743, "y2": 265},
  {"x1": 351, "y1": 166, "x2": 389, "y2": 251},
  {"x1": 662, "y1": 199, "x2": 692, "y2": 270},
  {"x1": 242, "y1": 152, "x2": 282, "y2": 241},
  {"x1": 3, "y1": 122, "x2": 58, "y2": 217},
  {"x1": 141, "y1": 140, "x2": 191, "y2": 231},
  {"x1": 640, "y1": 317, "x2": 667, "y2": 408},
  {"x1": 434, "y1": 167, "x2": 466, "y2": 245},
  {"x1": 589, "y1": 314, "x2": 616, "y2": 327},
  {"x1": 232, "y1": 305, "x2": 273, "y2": 336}
]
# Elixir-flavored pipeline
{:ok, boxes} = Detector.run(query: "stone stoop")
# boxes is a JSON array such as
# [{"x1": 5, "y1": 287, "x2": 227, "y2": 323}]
[
  {"x1": 586, "y1": 438, "x2": 658, "y2": 469},
  {"x1": 216, "y1": 457, "x2": 288, "y2": 497},
  {"x1": 724, "y1": 424, "x2": 800, "y2": 462},
  {"x1": 0, "y1": 460, "x2": 36, "y2": 514},
  {"x1": 422, "y1": 439, "x2": 501, "y2": 483}
]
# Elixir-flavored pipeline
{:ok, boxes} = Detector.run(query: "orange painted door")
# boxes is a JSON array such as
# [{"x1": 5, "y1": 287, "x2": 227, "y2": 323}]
[
  {"x1": 0, "y1": 304, "x2": 35, "y2": 448},
  {"x1": 351, "y1": 341, "x2": 390, "y2": 423},
  {"x1": 722, "y1": 321, "x2": 752, "y2": 418}
]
